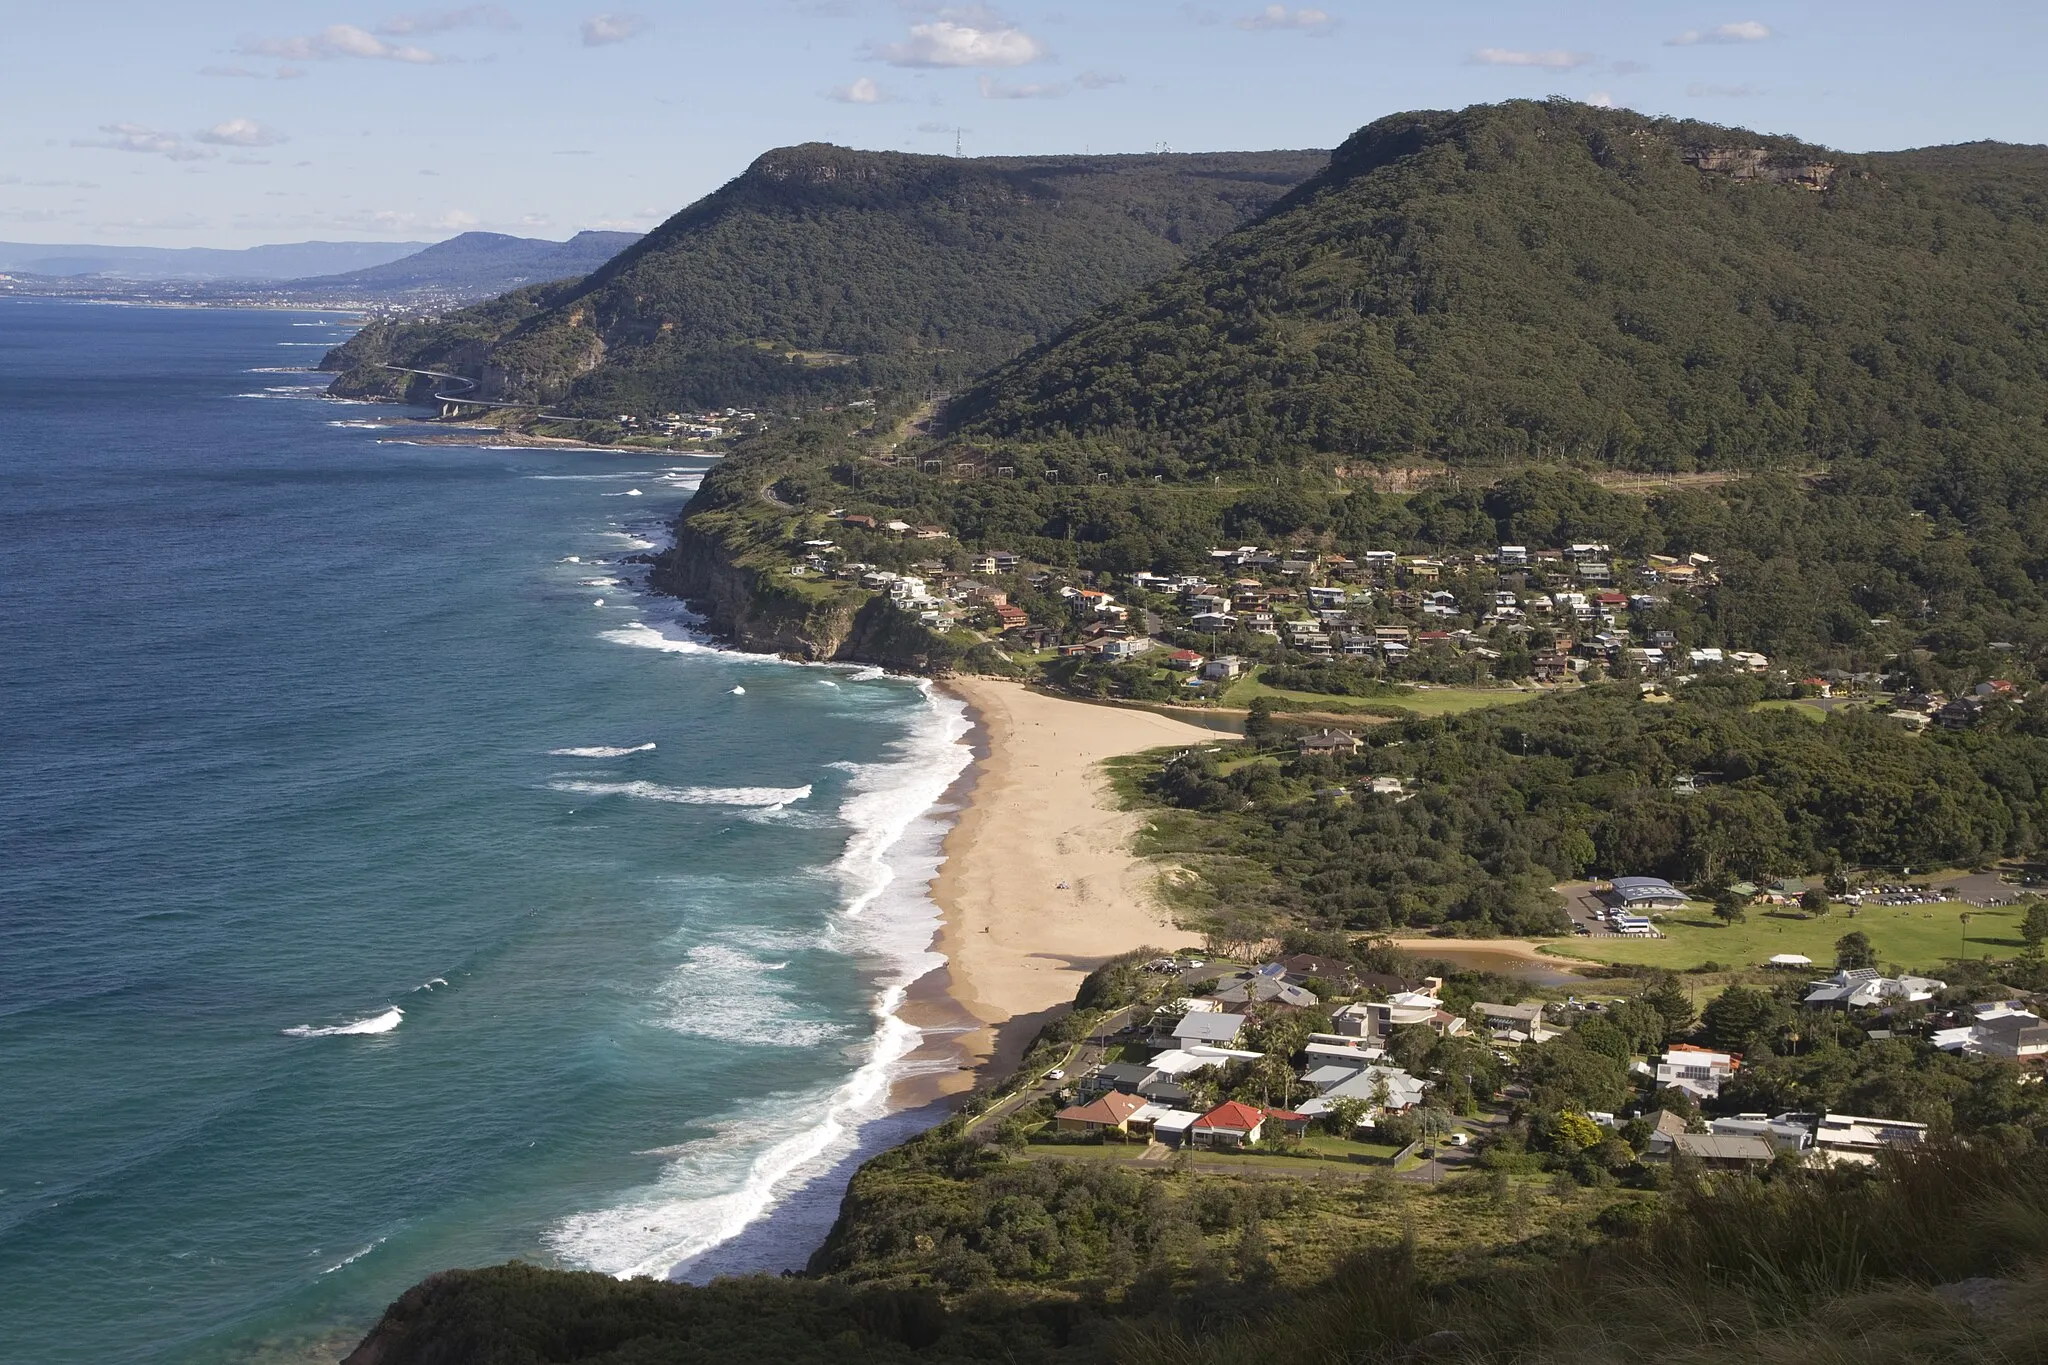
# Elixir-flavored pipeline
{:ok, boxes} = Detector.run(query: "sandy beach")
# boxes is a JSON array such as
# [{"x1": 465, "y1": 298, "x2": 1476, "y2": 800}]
[{"x1": 907, "y1": 679, "x2": 1225, "y2": 1088}]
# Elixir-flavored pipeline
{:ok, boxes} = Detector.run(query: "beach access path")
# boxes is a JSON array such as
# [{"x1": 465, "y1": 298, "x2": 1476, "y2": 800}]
[{"x1": 931, "y1": 678, "x2": 1219, "y2": 1077}]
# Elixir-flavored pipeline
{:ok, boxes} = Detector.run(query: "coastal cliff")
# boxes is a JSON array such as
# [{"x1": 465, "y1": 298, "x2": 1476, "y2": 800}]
[{"x1": 654, "y1": 509, "x2": 963, "y2": 672}]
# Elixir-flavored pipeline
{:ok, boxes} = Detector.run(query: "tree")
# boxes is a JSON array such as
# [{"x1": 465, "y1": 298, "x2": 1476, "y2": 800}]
[
  {"x1": 1699, "y1": 985, "x2": 1785, "y2": 1052},
  {"x1": 1639, "y1": 973, "x2": 1697, "y2": 1040},
  {"x1": 1243, "y1": 696, "x2": 1277, "y2": 750},
  {"x1": 1801, "y1": 887, "x2": 1832, "y2": 916},
  {"x1": 1552, "y1": 1110, "x2": 1605, "y2": 1152},
  {"x1": 1322, "y1": 1096, "x2": 1370, "y2": 1137},
  {"x1": 1835, "y1": 930, "x2": 1877, "y2": 971},
  {"x1": 2022, "y1": 899, "x2": 2048, "y2": 959},
  {"x1": 1712, "y1": 889, "x2": 1748, "y2": 924}
]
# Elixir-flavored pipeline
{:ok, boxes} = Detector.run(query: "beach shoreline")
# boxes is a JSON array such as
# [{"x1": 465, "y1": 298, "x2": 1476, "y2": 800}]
[{"x1": 894, "y1": 678, "x2": 1223, "y2": 1098}]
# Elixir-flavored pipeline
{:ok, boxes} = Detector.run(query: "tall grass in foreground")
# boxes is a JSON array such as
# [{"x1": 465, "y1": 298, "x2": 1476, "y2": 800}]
[{"x1": 1131, "y1": 1144, "x2": 2048, "y2": 1365}]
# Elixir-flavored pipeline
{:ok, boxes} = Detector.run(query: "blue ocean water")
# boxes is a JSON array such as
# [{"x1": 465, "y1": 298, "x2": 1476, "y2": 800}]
[{"x1": 0, "y1": 300, "x2": 971, "y2": 1364}]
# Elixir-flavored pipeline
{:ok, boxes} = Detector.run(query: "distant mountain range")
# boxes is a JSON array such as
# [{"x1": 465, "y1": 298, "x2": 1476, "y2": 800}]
[
  {"x1": 0, "y1": 239, "x2": 430, "y2": 281},
  {"x1": 0, "y1": 231, "x2": 645, "y2": 305},
  {"x1": 288, "y1": 231, "x2": 642, "y2": 300}
]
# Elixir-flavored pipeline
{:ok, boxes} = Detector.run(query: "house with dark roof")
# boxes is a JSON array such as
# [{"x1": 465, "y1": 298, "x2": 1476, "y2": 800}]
[{"x1": 1297, "y1": 728, "x2": 1361, "y2": 757}]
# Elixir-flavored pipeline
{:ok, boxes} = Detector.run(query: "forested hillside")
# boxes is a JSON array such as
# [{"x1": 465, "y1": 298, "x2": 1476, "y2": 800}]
[
  {"x1": 1142, "y1": 681, "x2": 2048, "y2": 940},
  {"x1": 952, "y1": 100, "x2": 2048, "y2": 491},
  {"x1": 320, "y1": 145, "x2": 1324, "y2": 411}
]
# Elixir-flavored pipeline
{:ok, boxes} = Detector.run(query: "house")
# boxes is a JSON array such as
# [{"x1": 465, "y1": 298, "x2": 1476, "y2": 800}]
[
  {"x1": 1608, "y1": 876, "x2": 1688, "y2": 911},
  {"x1": 1098, "y1": 637, "x2": 1154, "y2": 661},
  {"x1": 1189, "y1": 1101, "x2": 1266, "y2": 1150},
  {"x1": 1332, "y1": 987, "x2": 1466, "y2": 1043},
  {"x1": 1172, "y1": 1011, "x2": 1248, "y2": 1048},
  {"x1": 1146, "y1": 1109, "x2": 1206, "y2": 1147},
  {"x1": 1813, "y1": 1113, "x2": 1930, "y2": 1165},
  {"x1": 1498, "y1": 545, "x2": 1529, "y2": 566},
  {"x1": 993, "y1": 604, "x2": 1031, "y2": 631},
  {"x1": 1201, "y1": 654, "x2": 1245, "y2": 681},
  {"x1": 1935, "y1": 1005, "x2": 2048, "y2": 1058},
  {"x1": 1166, "y1": 649, "x2": 1206, "y2": 671},
  {"x1": 1277, "y1": 954, "x2": 1362, "y2": 989},
  {"x1": 1298, "y1": 728, "x2": 1361, "y2": 757},
  {"x1": 1474, "y1": 1001, "x2": 1553, "y2": 1043},
  {"x1": 1297, "y1": 1064, "x2": 1428, "y2": 1119},
  {"x1": 1803, "y1": 968, "x2": 1946, "y2": 1008},
  {"x1": 1641, "y1": 1108, "x2": 1694, "y2": 1154},
  {"x1": 1655, "y1": 1044, "x2": 1740, "y2": 1099},
  {"x1": 1708, "y1": 1113, "x2": 1815, "y2": 1151},
  {"x1": 1191, "y1": 612, "x2": 1239, "y2": 632},
  {"x1": 841, "y1": 513, "x2": 878, "y2": 530},
  {"x1": 1213, "y1": 977, "x2": 1317, "y2": 1008},
  {"x1": 1082, "y1": 1061, "x2": 1167, "y2": 1096},
  {"x1": 1054, "y1": 1090, "x2": 1150, "y2": 1135},
  {"x1": 1671, "y1": 1132, "x2": 1776, "y2": 1170}
]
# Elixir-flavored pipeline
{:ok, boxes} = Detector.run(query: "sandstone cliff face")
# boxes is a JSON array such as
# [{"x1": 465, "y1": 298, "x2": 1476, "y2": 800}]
[
  {"x1": 1684, "y1": 146, "x2": 1838, "y2": 190},
  {"x1": 654, "y1": 518, "x2": 958, "y2": 672}
]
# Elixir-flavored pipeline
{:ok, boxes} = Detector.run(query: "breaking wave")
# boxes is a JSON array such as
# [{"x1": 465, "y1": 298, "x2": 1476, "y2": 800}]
[
  {"x1": 282, "y1": 1006, "x2": 402, "y2": 1038},
  {"x1": 549, "y1": 742, "x2": 657, "y2": 758},
  {"x1": 547, "y1": 780, "x2": 811, "y2": 808}
]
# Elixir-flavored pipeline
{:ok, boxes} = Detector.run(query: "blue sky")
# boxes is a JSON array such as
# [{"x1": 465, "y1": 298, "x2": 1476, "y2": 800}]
[{"x1": 3, "y1": 1, "x2": 2042, "y2": 248}]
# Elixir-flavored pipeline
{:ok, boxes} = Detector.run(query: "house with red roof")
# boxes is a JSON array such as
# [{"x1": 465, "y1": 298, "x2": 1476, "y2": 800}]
[{"x1": 1190, "y1": 1100, "x2": 1266, "y2": 1150}]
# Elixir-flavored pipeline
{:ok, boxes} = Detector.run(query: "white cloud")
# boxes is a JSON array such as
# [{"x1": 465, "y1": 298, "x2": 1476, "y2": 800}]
[
  {"x1": 238, "y1": 25, "x2": 443, "y2": 62},
  {"x1": 1586, "y1": 92, "x2": 1616, "y2": 108},
  {"x1": 828, "y1": 76, "x2": 891, "y2": 102},
  {"x1": 199, "y1": 64, "x2": 267, "y2": 78},
  {"x1": 871, "y1": 19, "x2": 1046, "y2": 67},
  {"x1": 1686, "y1": 81, "x2": 1766, "y2": 97},
  {"x1": 73, "y1": 123, "x2": 215, "y2": 162},
  {"x1": 581, "y1": 13, "x2": 649, "y2": 46},
  {"x1": 1668, "y1": 20, "x2": 1772, "y2": 45},
  {"x1": 977, "y1": 74, "x2": 1066, "y2": 98},
  {"x1": 1233, "y1": 5, "x2": 1334, "y2": 32},
  {"x1": 916, "y1": 119, "x2": 962, "y2": 133},
  {"x1": 195, "y1": 118, "x2": 287, "y2": 147},
  {"x1": 379, "y1": 5, "x2": 516, "y2": 34},
  {"x1": 1472, "y1": 47, "x2": 1596, "y2": 70},
  {"x1": 1075, "y1": 69, "x2": 1125, "y2": 88}
]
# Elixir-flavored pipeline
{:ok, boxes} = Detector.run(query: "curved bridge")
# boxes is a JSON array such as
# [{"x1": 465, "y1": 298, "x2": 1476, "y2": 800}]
[{"x1": 381, "y1": 365, "x2": 535, "y2": 418}]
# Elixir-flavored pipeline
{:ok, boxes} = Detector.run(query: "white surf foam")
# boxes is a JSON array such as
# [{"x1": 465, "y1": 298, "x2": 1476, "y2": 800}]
[
  {"x1": 282, "y1": 1006, "x2": 402, "y2": 1038},
  {"x1": 543, "y1": 682, "x2": 974, "y2": 1281},
  {"x1": 320, "y1": 1237, "x2": 387, "y2": 1275},
  {"x1": 549, "y1": 742, "x2": 657, "y2": 758},
  {"x1": 547, "y1": 780, "x2": 810, "y2": 808},
  {"x1": 653, "y1": 944, "x2": 845, "y2": 1047}
]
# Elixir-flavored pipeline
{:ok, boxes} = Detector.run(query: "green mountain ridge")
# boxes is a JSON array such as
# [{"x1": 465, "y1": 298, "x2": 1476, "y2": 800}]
[
  {"x1": 949, "y1": 100, "x2": 2048, "y2": 489},
  {"x1": 318, "y1": 144, "x2": 1326, "y2": 411}
]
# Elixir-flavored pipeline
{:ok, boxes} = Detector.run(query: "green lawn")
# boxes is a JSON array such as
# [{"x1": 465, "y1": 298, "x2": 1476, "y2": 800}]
[
  {"x1": 1545, "y1": 899, "x2": 2027, "y2": 974},
  {"x1": 1220, "y1": 668, "x2": 1545, "y2": 718},
  {"x1": 1751, "y1": 699, "x2": 1832, "y2": 722}
]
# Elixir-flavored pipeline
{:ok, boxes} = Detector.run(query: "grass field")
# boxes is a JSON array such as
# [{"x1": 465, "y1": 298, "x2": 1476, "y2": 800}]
[
  {"x1": 1220, "y1": 669, "x2": 1548, "y2": 718},
  {"x1": 1545, "y1": 899, "x2": 2028, "y2": 973},
  {"x1": 1751, "y1": 699, "x2": 1832, "y2": 722}
]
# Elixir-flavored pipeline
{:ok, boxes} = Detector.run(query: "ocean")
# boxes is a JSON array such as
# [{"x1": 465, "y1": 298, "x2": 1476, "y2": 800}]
[{"x1": 0, "y1": 299, "x2": 972, "y2": 1364}]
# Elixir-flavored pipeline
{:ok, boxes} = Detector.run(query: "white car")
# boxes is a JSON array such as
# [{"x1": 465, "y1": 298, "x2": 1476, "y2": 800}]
[
  {"x1": 1045, "y1": 1068, "x2": 1065, "y2": 1081},
  {"x1": 1446, "y1": 1132, "x2": 1470, "y2": 1147}
]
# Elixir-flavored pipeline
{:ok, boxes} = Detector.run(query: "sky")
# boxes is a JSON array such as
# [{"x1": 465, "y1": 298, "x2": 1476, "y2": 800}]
[{"x1": 2, "y1": 1, "x2": 2043, "y2": 249}]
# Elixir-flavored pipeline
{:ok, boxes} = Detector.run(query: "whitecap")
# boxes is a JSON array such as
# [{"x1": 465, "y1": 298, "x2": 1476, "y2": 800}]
[
  {"x1": 282, "y1": 1006, "x2": 402, "y2": 1038},
  {"x1": 729, "y1": 685, "x2": 746, "y2": 695},
  {"x1": 416, "y1": 977, "x2": 449, "y2": 991},
  {"x1": 546, "y1": 780, "x2": 810, "y2": 808},
  {"x1": 593, "y1": 598, "x2": 605, "y2": 607},
  {"x1": 549, "y1": 742, "x2": 657, "y2": 758},
  {"x1": 560, "y1": 556, "x2": 582, "y2": 563},
  {"x1": 320, "y1": 1238, "x2": 387, "y2": 1275}
]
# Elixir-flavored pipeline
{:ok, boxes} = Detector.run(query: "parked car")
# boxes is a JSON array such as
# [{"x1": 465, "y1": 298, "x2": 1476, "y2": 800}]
[{"x1": 1446, "y1": 1132, "x2": 1471, "y2": 1147}]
